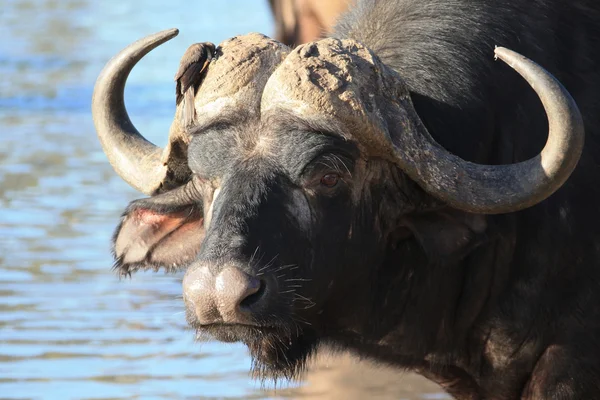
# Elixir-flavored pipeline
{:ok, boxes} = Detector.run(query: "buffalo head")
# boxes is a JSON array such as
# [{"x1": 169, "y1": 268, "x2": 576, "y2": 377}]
[{"x1": 92, "y1": 29, "x2": 584, "y2": 379}]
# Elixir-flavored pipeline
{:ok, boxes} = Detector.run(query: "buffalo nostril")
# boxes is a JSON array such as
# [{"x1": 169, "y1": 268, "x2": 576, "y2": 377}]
[
  {"x1": 183, "y1": 266, "x2": 268, "y2": 325},
  {"x1": 214, "y1": 268, "x2": 266, "y2": 322},
  {"x1": 240, "y1": 279, "x2": 266, "y2": 308}
]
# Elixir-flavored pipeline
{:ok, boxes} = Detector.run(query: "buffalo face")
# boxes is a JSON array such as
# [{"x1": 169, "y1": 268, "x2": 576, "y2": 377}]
[
  {"x1": 113, "y1": 110, "x2": 402, "y2": 378},
  {"x1": 92, "y1": 30, "x2": 584, "y2": 379},
  {"x1": 184, "y1": 119, "x2": 364, "y2": 377}
]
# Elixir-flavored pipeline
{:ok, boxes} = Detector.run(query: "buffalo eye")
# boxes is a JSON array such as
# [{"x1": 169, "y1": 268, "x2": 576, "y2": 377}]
[{"x1": 320, "y1": 173, "x2": 339, "y2": 188}]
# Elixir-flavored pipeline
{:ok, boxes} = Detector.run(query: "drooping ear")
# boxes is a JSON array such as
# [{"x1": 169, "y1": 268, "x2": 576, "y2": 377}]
[
  {"x1": 112, "y1": 187, "x2": 205, "y2": 277},
  {"x1": 401, "y1": 210, "x2": 487, "y2": 262}
]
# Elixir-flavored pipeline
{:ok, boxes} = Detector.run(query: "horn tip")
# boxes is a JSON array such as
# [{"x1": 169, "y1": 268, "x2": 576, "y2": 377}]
[
  {"x1": 493, "y1": 46, "x2": 521, "y2": 63},
  {"x1": 165, "y1": 28, "x2": 180, "y2": 38},
  {"x1": 494, "y1": 46, "x2": 506, "y2": 58}
]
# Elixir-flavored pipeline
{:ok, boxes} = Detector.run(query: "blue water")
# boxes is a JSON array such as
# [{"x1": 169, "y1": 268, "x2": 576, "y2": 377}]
[{"x1": 0, "y1": 1, "x2": 445, "y2": 398}]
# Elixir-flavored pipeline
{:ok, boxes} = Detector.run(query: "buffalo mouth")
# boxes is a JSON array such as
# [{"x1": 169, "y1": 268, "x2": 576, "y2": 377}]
[
  {"x1": 191, "y1": 319, "x2": 319, "y2": 380},
  {"x1": 194, "y1": 322, "x2": 280, "y2": 343}
]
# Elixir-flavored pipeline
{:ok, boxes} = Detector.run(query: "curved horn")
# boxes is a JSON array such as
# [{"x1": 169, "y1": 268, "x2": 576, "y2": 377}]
[
  {"x1": 92, "y1": 28, "x2": 179, "y2": 195},
  {"x1": 395, "y1": 47, "x2": 585, "y2": 214}
]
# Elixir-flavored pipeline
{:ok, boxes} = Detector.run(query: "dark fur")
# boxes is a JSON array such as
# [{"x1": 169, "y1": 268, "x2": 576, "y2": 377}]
[
  {"x1": 330, "y1": 0, "x2": 600, "y2": 398},
  {"x1": 112, "y1": 1, "x2": 600, "y2": 398}
]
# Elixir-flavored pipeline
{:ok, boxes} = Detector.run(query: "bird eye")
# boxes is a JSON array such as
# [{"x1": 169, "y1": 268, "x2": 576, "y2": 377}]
[{"x1": 320, "y1": 173, "x2": 339, "y2": 188}]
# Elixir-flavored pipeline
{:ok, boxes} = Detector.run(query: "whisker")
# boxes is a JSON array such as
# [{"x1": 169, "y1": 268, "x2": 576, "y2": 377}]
[
  {"x1": 258, "y1": 254, "x2": 280, "y2": 273},
  {"x1": 291, "y1": 314, "x2": 312, "y2": 326},
  {"x1": 293, "y1": 293, "x2": 316, "y2": 308},
  {"x1": 273, "y1": 263, "x2": 297, "y2": 272},
  {"x1": 249, "y1": 245, "x2": 261, "y2": 265}
]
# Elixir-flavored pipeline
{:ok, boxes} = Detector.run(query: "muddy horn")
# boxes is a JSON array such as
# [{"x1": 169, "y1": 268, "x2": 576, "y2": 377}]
[
  {"x1": 92, "y1": 29, "x2": 179, "y2": 195},
  {"x1": 394, "y1": 47, "x2": 585, "y2": 214}
]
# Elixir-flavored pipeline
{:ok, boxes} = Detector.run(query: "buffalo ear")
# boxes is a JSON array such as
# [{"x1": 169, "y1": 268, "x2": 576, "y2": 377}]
[
  {"x1": 112, "y1": 196, "x2": 204, "y2": 277},
  {"x1": 402, "y1": 210, "x2": 487, "y2": 261}
]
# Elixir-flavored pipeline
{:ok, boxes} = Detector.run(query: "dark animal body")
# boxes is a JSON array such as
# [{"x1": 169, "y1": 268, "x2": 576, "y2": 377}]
[
  {"x1": 91, "y1": 0, "x2": 600, "y2": 398},
  {"x1": 268, "y1": 0, "x2": 350, "y2": 45}
]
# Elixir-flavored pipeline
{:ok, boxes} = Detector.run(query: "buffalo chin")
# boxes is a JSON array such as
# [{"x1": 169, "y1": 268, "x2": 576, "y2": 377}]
[{"x1": 195, "y1": 323, "x2": 319, "y2": 381}]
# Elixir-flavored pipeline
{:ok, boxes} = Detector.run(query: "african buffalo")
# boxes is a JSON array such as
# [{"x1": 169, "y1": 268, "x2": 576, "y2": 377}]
[
  {"x1": 268, "y1": 0, "x2": 350, "y2": 45},
  {"x1": 92, "y1": 0, "x2": 600, "y2": 398}
]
